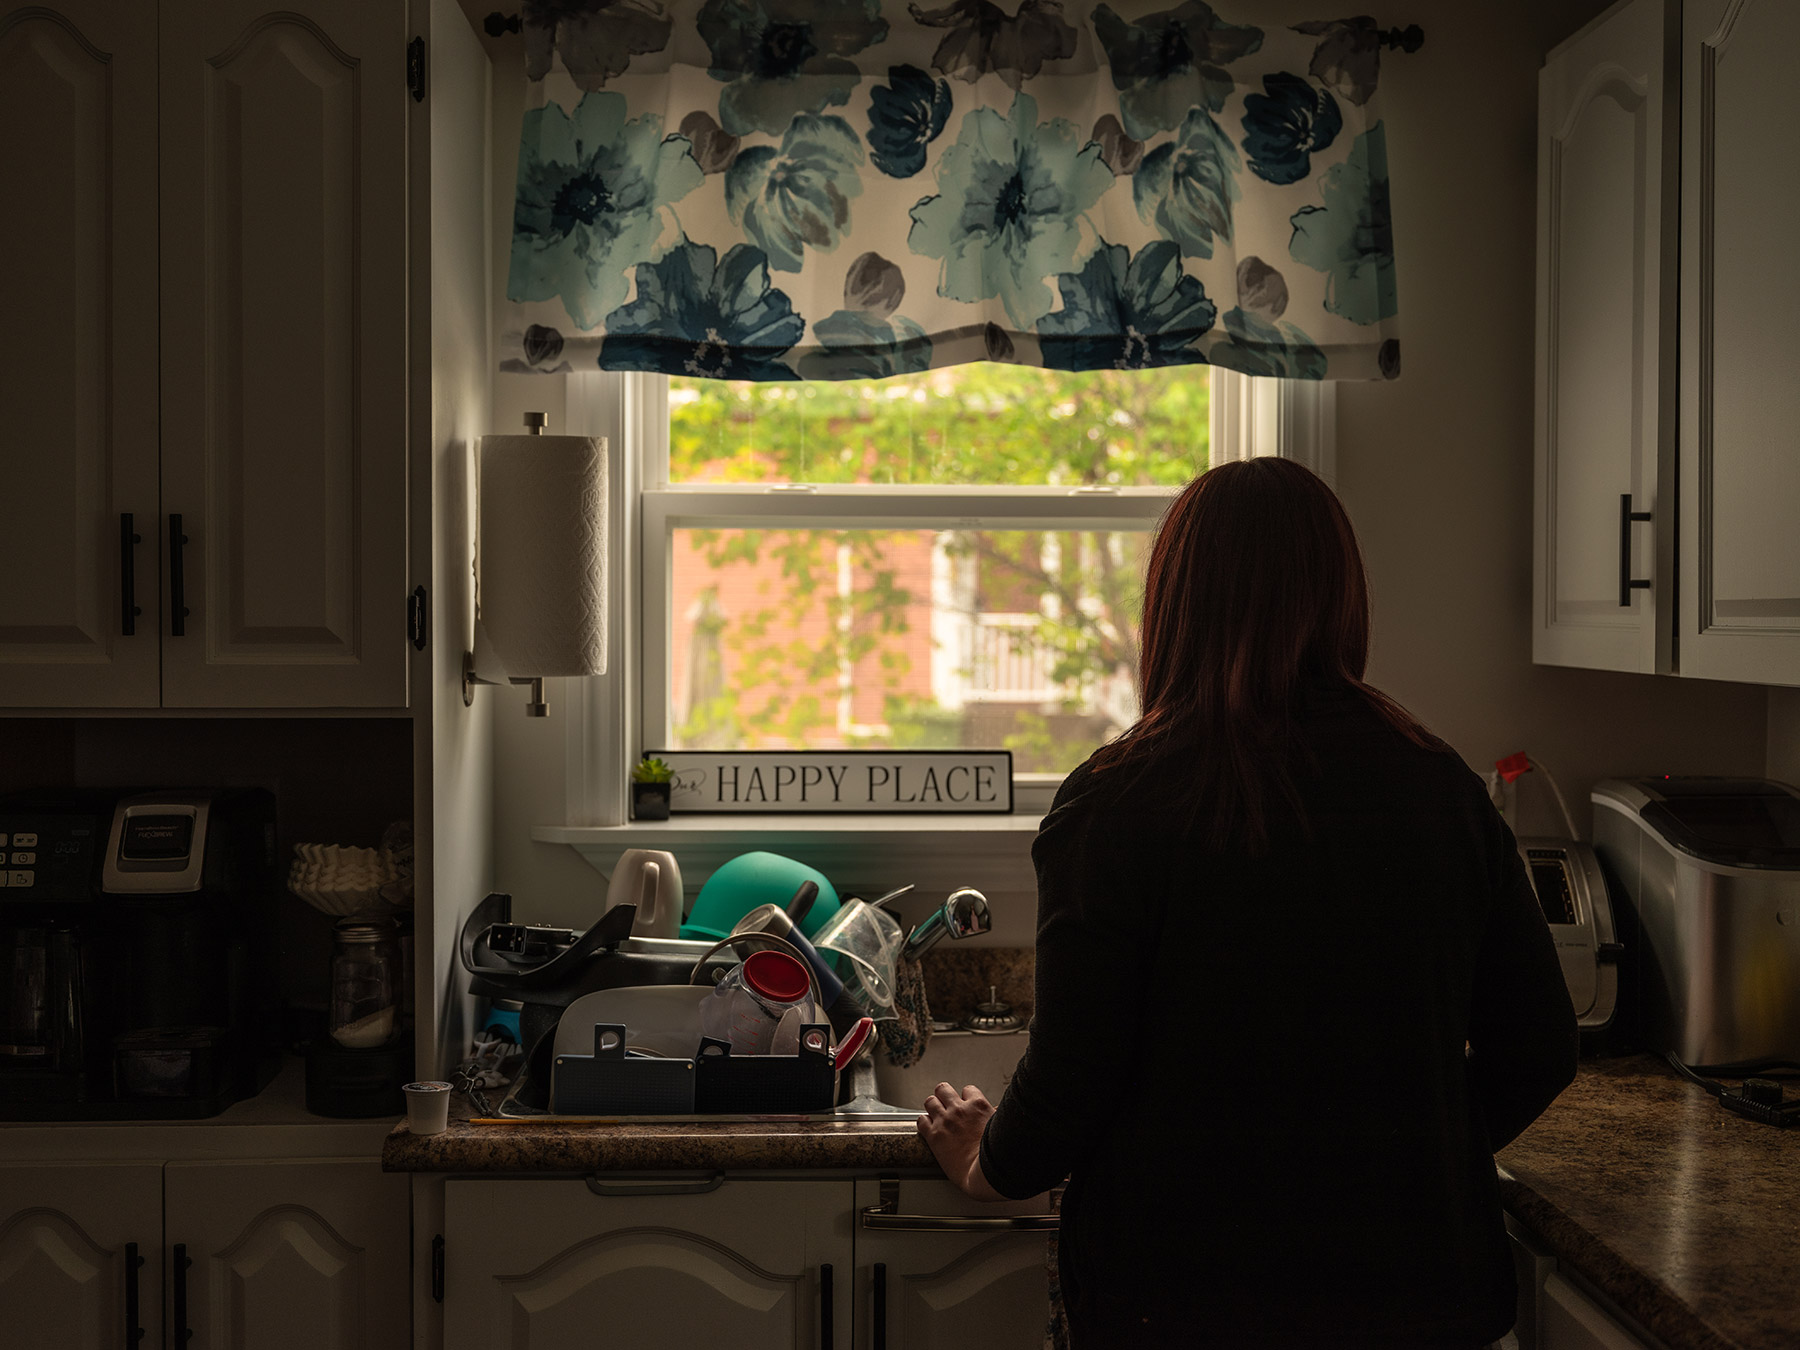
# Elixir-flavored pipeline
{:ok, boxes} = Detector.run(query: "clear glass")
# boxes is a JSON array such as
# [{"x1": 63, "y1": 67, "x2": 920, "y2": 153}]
[
  {"x1": 668, "y1": 365, "x2": 1208, "y2": 487},
  {"x1": 668, "y1": 527, "x2": 1150, "y2": 773}
]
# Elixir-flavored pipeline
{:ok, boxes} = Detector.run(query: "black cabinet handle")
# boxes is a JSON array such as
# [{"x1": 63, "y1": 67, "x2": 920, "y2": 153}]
[
  {"x1": 1618, "y1": 493, "x2": 1652, "y2": 607},
  {"x1": 123, "y1": 1242, "x2": 144, "y2": 1347},
  {"x1": 173, "y1": 1242, "x2": 192, "y2": 1345},
  {"x1": 169, "y1": 514, "x2": 190, "y2": 636},
  {"x1": 120, "y1": 514, "x2": 142, "y2": 636},
  {"x1": 819, "y1": 1263, "x2": 833, "y2": 1350},
  {"x1": 873, "y1": 1262, "x2": 886, "y2": 1350}
]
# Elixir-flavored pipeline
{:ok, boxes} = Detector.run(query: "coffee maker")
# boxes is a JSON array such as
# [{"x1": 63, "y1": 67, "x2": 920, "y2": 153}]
[{"x1": 0, "y1": 789, "x2": 278, "y2": 1119}]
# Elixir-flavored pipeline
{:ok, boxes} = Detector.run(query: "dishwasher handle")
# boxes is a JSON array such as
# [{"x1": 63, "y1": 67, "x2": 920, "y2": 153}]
[
  {"x1": 859, "y1": 1178, "x2": 1058, "y2": 1231},
  {"x1": 585, "y1": 1173, "x2": 725, "y2": 1198}
]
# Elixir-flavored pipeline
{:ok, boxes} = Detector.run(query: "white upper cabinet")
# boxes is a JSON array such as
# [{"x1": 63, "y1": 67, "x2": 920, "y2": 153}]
[
  {"x1": 0, "y1": 0, "x2": 414, "y2": 711},
  {"x1": 1534, "y1": 0, "x2": 1676, "y2": 675},
  {"x1": 158, "y1": 0, "x2": 411, "y2": 708},
  {"x1": 1536, "y1": 0, "x2": 1800, "y2": 686},
  {"x1": 0, "y1": 2, "x2": 161, "y2": 707},
  {"x1": 1678, "y1": 0, "x2": 1800, "y2": 686}
]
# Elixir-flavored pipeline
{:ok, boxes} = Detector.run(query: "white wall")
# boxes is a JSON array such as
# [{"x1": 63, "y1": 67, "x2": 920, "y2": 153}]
[
  {"x1": 478, "y1": 26, "x2": 618, "y2": 927},
  {"x1": 480, "y1": 0, "x2": 1772, "y2": 940},
  {"x1": 1771, "y1": 689, "x2": 1800, "y2": 787},
  {"x1": 422, "y1": 0, "x2": 500, "y2": 1075}
]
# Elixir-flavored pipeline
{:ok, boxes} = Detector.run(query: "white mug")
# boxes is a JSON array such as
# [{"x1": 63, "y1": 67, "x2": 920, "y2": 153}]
[{"x1": 605, "y1": 849, "x2": 684, "y2": 939}]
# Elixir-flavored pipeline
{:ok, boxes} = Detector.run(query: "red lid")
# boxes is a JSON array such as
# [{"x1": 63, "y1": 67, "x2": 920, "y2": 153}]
[
  {"x1": 742, "y1": 949, "x2": 810, "y2": 1005},
  {"x1": 834, "y1": 1017, "x2": 875, "y2": 1071}
]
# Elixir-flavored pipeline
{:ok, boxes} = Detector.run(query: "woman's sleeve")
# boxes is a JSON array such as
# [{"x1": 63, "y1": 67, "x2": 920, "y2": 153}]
[
  {"x1": 1467, "y1": 802, "x2": 1580, "y2": 1150},
  {"x1": 979, "y1": 789, "x2": 1144, "y2": 1200}
]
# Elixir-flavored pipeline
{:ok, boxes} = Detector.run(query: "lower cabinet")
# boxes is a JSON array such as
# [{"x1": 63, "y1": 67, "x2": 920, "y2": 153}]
[
  {"x1": 852, "y1": 1179, "x2": 1054, "y2": 1350},
  {"x1": 166, "y1": 1159, "x2": 410, "y2": 1350},
  {"x1": 1539, "y1": 1273, "x2": 1650, "y2": 1350},
  {"x1": 0, "y1": 1157, "x2": 407, "y2": 1350},
  {"x1": 443, "y1": 1177, "x2": 854, "y2": 1350},
  {"x1": 0, "y1": 1162, "x2": 163, "y2": 1350},
  {"x1": 439, "y1": 1176, "x2": 1059, "y2": 1350},
  {"x1": 1508, "y1": 1221, "x2": 1650, "y2": 1350}
]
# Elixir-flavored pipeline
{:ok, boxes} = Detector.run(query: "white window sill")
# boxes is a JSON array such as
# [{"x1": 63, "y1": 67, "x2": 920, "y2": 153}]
[{"x1": 532, "y1": 814, "x2": 1045, "y2": 895}]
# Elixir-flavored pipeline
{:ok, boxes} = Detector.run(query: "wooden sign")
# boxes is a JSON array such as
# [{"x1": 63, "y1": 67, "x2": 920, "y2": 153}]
[{"x1": 646, "y1": 750, "x2": 1013, "y2": 815}]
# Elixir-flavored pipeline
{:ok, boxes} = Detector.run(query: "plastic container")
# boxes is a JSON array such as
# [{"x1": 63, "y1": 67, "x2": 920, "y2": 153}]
[
  {"x1": 403, "y1": 1080, "x2": 451, "y2": 1135},
  {"x1": 699, "y1": 949, "x2": 817, "y2": 1056},
  {"x1": 731, "y1": 903, "x2": 847, "y2": 1007},
  {"x1": 681, "y1": 852, "x2": 841, "y2": 943},
  {"x1": 810, "y1": 899, "x2": 905, "y2": 1012}
]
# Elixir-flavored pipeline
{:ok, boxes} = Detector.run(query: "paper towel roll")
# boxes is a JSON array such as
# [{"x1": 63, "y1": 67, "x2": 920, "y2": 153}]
[{"x1": 478, "y1": 434, "x2": 608, "y2": 677}]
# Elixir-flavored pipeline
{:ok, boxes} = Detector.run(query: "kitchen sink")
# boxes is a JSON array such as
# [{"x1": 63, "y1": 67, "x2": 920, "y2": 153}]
[{"x1": 872, "y1": 1025, "x2": 1030, "y2": 1115}]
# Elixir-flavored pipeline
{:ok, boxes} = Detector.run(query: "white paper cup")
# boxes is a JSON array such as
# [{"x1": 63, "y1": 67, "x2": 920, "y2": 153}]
[{"x1": 403, "y1": 1080, "x2": 452, "y2": 1135}]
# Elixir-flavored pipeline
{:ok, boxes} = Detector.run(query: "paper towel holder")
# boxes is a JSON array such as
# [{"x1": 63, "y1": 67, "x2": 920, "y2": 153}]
[
  {"x1": 462, "y1": 655, "x2": 546, "y2": 715},
  {"x1": 464, "y1": 412, "x2": 606, "y2": 718}
]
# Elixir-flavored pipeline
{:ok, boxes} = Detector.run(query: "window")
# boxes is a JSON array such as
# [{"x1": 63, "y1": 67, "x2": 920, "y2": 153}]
[
  {"x1": 647, "y1": 365, "x2": 1203, "y2": 791},
  {"x1": 561, "y1": 367, "x2": 1331, "y2": 822}
]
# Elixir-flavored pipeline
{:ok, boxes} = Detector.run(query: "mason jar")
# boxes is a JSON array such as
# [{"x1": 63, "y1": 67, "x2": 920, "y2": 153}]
[{"x1": 328, "y1": 918, "x2": 399, "y2": 1049}]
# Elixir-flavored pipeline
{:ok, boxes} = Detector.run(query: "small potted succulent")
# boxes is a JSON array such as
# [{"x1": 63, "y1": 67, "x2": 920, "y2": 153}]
[{"x1": 631, "y1": 756, "x2": 674, "y2": 820}]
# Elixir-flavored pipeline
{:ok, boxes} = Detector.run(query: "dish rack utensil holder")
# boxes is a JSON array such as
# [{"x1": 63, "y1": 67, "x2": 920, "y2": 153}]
[{"x1": 550, "y1": 1022, "x2": 837, "y2": 1116}]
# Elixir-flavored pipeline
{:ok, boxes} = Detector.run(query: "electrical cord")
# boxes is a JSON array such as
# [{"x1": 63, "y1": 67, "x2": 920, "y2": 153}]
[
  {"x1": 1525, "y1": 756, "x2": 1581, "y2": 840},
  {"x1": 1664, "y1": 1051, "x2": 1800, "y2": 1127}
]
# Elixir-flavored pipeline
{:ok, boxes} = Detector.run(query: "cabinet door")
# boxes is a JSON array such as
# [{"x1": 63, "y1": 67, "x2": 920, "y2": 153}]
[
  {"x1": 0, "y1": 1162, "x2": 163, "y2": 1350},
  {"x1": 158, "y1": 0, "x2": 410, "y2": 708},
  {"x1": 1540, "y1": 1273, "x2": 1648, "y2": 1350},
  {"x1": 1678, "y1": 0, "x2": 1800, "y2": 685},
  {"x1": 852, "y1": 1179, "x2": 1053, "y2": 1350},
  {"x1": 1533, "y1": 0, "x2": 1676, "y2": 674},
  {"x1": 444, "y1": 1178, "x2": 854, "y2": 1350},
  {"x1": 0, "y1": 1, "x2": 160, "y2": 707},
  {"x1": 164, "y1": 1158, "x2": 409, "y2": 1350}
]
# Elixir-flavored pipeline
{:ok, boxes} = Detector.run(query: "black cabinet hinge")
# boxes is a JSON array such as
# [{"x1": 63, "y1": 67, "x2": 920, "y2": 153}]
[
  {"x1": 407, "y1": 36, "x2": 426, "y2": 102},
  {"x1": 432, "y1": 1233, "x2": 445, "y2": 1302},
  {"x1": 408, "y1": 585, "x2": 428, "y2": 650}
]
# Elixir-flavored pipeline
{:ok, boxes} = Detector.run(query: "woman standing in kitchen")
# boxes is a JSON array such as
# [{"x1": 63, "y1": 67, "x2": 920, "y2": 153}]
[{"x1": 917, "y1": 458, "x2": 1578, "y2": 1349}]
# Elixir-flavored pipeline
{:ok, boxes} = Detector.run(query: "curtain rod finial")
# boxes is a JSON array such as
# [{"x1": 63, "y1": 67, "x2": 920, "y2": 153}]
[
  {"x1": 1382, "y1": 23, "x2": 1425, "y2": 54},
  {"x1": 484, "y1": 11, "x2": 521, "y2": 38}
]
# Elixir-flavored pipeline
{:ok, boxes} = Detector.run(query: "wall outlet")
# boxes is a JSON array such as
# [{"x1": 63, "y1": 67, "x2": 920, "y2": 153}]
[{"x1": 1484, "y1": 769, "x2": 1518, "y2": 824}]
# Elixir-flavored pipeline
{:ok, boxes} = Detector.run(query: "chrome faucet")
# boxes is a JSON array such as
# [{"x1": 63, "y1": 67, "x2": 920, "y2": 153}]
[{"x1": 901, "y1": 887, "x2": 991, "y2": 961}]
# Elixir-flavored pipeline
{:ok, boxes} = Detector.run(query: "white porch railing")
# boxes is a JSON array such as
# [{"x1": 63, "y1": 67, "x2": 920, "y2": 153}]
[{"x1": 954, "y1": 612, "x2": 1057, "y2": 703}]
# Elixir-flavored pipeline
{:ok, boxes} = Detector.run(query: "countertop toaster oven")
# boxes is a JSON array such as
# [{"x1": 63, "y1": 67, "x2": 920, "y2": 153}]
[{"x1": 1517, "y1": 837, "x2": 1620, "y2": 1048}]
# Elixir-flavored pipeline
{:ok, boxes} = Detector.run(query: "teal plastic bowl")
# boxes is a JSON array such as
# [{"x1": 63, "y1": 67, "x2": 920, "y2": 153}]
[{"x1": 680, "y1": 852, "x2": 841, "y2": 944}]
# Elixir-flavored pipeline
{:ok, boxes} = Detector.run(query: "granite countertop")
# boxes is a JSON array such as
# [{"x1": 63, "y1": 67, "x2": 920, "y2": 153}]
[
  {"x1": 383, "y1": 1097, "x2": 935, "y2": 1174},
  {"x1": 1498, "y1": 1055, "x2": 1800, "y2": 1350},
  {"x1": 386, "y1": 1053, "x2": 1797, "y2": 1347}
]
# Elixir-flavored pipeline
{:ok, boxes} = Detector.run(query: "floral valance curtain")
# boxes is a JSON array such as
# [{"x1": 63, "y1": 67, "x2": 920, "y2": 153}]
[{"x1": 499, "y1": 1, "x2": 1408, "y2": 382}]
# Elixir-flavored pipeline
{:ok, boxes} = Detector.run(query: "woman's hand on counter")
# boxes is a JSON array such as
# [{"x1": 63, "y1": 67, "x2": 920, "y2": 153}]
[{"x1": 918, "y1": 1082, "x2": 1005, "y2": 1202}]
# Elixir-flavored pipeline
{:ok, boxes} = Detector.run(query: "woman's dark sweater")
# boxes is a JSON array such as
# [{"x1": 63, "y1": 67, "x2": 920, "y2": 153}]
[{"x1": 978, "y1": 684, "x2": 1579, "y2": 1348}]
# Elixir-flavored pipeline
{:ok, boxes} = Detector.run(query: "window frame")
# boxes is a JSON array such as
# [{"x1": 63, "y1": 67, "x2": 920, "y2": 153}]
[{"x1": 560, "y1": 368, "x2": 1332, "y2": 826}]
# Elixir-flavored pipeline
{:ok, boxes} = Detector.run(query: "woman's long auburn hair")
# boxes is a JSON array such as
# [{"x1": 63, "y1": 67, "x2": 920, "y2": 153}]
[{"x1": 1091, "y1": 457, "x2": 1435, "y2": 851}]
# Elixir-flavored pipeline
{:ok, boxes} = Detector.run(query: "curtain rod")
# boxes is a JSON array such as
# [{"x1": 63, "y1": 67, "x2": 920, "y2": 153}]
[{"x1": 481, "y1": 11, "x2": 1425, "y2": 52}]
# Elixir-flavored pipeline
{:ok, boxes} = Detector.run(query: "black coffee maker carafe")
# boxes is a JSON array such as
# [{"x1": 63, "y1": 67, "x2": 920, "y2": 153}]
[
  {"x1": 0, "y1": 797, "x2": 109, "y2": 1109},
  {"x1": 0, "y1": 922, "x2": 96, "y2": 1101}
]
